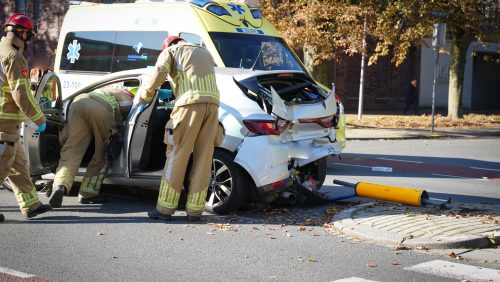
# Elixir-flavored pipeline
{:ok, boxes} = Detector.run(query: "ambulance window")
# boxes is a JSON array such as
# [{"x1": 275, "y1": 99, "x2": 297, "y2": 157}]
[
  {"x1": 209, "y1": 32, "x2": 304, "y2": 72},
  {"x1": 60, "y1": 31, "x2": 115, "y2": 72},
  {"x1": 179, "y1": 33, "x2": 204, "y2": 47},
  {"x1": 112, "y1": 31, "x2": 168, "y2": 72}
]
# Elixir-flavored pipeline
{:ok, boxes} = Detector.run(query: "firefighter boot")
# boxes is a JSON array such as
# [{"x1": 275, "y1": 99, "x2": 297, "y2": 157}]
[
  {"x1": 25, "y1": 204, "x2": 52, "y2": 219},
  {"x1": 49, "y1": 185, "x2": 67, "y2": 208},
  {"x1": 78, "y1": 194, "x2": 107, "y2": 204},
  {"x1": 148, "y1": 210, "x2": 172, "y2": 222}
]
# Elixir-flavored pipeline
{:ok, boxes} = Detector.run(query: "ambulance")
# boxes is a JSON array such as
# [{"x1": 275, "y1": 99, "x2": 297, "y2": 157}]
[{"x1": 55, "y1": 0, "x2": 303, "y2": 97}]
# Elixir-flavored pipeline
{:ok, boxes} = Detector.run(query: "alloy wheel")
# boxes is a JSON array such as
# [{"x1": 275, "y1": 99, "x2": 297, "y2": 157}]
[{"x1": 206, "y1": 158, "x2": 233, "y2": 209}]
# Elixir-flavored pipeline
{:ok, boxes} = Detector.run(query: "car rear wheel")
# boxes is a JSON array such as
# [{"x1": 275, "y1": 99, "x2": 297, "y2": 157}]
[{"x1": 205, "y1": 149, "x2": 249, "y2": 215}]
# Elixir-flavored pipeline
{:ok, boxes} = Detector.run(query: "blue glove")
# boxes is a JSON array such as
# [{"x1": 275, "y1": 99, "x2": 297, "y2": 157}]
[
  {"x1": 36, "y1": 122, "x2": 46, "y2": 133},
  {"x1": 157, "y1": 89, "x2": 173, "y2": 100}
]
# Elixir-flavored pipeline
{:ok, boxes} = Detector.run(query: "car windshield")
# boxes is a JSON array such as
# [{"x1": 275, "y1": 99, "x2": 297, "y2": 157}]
[{"x1": 209, "y1": 32, "x2": 305, "y2": 72}]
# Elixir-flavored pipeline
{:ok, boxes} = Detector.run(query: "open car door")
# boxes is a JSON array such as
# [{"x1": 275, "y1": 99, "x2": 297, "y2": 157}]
[{"x1": 23, "y1": 71, "x2": 63, "y2": 175}]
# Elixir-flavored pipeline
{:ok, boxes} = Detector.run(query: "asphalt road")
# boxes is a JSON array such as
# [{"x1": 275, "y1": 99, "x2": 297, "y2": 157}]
[{"x1": 0, "y1": 138, "x2": 499, "y2": 281}]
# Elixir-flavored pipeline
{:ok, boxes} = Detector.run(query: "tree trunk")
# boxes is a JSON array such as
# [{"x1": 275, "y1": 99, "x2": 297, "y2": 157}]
[
  {"x1": 303, "y1": 44, "x2": 328, "y2": 86},
  {"x1": 447, "y1": 31, "x2": 472, "y2": 120}
]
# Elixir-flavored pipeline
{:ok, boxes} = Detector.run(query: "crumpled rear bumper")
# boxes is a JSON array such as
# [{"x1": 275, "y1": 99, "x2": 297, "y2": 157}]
[{"x1": 234, "y1": 135, "x2": 342, "y2": 188}]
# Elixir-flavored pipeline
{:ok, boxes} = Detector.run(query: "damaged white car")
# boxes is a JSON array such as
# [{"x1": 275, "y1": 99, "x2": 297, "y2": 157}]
[{"x1": 18, "y1": 67, "x2": 346, "y2": 214}]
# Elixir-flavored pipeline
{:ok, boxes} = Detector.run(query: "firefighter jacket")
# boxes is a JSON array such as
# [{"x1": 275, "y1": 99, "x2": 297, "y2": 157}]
[
  {"x1": 87, "y1": 88, "x2": 134, "y2": 125},
  {"x1": 0, "y1": 36, "x2": 46, "y2": 142},
  {"x1": 139, "y1": 41, "x2": 220, "y2": 107}
]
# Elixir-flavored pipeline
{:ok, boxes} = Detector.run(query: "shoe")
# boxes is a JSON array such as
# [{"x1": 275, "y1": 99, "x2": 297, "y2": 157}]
[
  {"x1": 0, "y1": 213, "x2": 4, "y2": 222},
  {"x1": 49, "y1": 185, "x2": 66, "y2": 208},
  {"x1": 187, "y1": 215, "x2": 201, "y2": 223},
  {"x1": 25, "y1": 204, "x2": 52, "y2": 219},
  {"x1": 148, "y1": 210, "x2": 172, "y2": 222},
  {"x1": 78, "y1": 194, "x2": 107, "y2": 204}
]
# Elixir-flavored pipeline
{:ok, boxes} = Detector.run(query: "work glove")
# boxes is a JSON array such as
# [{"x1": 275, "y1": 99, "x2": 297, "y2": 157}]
[
  {"x1": 157, "y1": 89, "x2": 173, "y2": 100},
  {"x1": 36, "y1": 122, "x2": 46, "y2": 133}
]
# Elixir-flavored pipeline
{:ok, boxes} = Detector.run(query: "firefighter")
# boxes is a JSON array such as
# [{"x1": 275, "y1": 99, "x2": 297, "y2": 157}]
[
  {"x1": 0, "y1": 13, "x2": 52, "y2": 219},
  {"x1": 139, "y1": 36, "x2": 220, "y2": 222},
  {"x1": 48, "y1": 88, "x2": 134, "y2": 207}
]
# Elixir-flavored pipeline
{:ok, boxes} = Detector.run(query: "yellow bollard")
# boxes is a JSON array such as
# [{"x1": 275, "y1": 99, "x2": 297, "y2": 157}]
[
  {"x1": 355, "y1": 182, "x2": 427, "y2": 207},
  {"x1": 332, "y1": 179, "x2": 451, "y2": 208}
]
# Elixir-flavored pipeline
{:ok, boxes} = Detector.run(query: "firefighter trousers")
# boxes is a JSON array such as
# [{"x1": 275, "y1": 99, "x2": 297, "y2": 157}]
[
  {"x1": 156, "y1": 103, "x2": 219, "y2": 217},
  {"x1": 53, "y1": 95, "x2": 115, "y2": 198},
  {"x1": 0, "y1": 140, "x2": 42, "y2": 214}
]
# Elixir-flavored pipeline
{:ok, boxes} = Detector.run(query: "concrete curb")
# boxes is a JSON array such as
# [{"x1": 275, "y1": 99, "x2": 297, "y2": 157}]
[{"x1": 332, "y1": 203, "x2": 500, "y2": 249}]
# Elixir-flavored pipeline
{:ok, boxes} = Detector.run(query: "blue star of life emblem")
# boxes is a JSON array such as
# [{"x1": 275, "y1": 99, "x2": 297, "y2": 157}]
[
  {"x1": 228, "y1": 3, "x2": 245, "y2": 15},
  {"x1": 133, "y1": 42, "x2": 143, "y2": 54},
  {"x1": 67, "y1": 40, "x2": 81, "y2": 64}
]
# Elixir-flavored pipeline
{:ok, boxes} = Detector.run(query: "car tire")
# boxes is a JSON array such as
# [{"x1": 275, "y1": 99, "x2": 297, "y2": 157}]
[{"x1": 205, "y1": 149, "x2": 249, "y2": 215}]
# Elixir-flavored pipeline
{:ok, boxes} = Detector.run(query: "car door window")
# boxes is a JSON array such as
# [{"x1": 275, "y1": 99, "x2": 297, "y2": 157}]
[{"x1": 38, "y1": 75, "x2": 59, "y2": 109}]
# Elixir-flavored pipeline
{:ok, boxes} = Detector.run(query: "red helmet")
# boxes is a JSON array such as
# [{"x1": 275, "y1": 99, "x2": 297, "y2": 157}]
[
  {"x1": 4, "y1": 13, "x2": 34, "y2": 31},
  {"x1": 161, "y1": 35, "x2": 184, "y2": 50}
]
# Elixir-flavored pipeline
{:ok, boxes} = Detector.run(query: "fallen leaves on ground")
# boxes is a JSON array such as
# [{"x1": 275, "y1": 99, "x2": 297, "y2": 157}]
[
  {"x1": 395, "y1": 245, "x2": 409, "y2": 251},
  {"x1": 392, "y1": 262, "x2": 400, "y2": 266},
  {"x1": 367, "y1": 263, "x2": 377, "y2": 267},
  {"x1": 306, "y1": 257, "x2": 317, "y2": 263},
  {"x1": 346, "y1": 114, "x2": 500, "y2": 129},
  {"x1": 209, "y1": 223, "x2": 239, "y2": 232},
  {"x1": 413, "y1": 246, "x2": 429, "y2": 251},
  {"x1": 297, "y1": 226, "x2": 307, "y2": 231}
]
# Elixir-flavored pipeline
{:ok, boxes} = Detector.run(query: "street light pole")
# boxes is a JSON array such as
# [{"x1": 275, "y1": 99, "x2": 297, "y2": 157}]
[
  {"x1": 430, "y1": 12, "x2": 447, "y2": 133},
  {"x1": 431, "y1": 30, "x2": 440, "y2": 133},
  {"x1": 357, "y1": 17, "x2": 367, "y2": 120}
]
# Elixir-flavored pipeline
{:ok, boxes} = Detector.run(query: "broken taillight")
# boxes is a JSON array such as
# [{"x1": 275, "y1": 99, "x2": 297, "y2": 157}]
[
  {"x1": 298, "y1": 115, "x2": 336, "y2": 128},
  {"x1": 243, "y1": 117, "x2": 291, "y2": 135}
]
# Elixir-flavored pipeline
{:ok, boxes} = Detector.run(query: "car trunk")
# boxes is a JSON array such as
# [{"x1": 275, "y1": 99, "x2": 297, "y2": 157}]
[{"x1": 234, "y1": 71, "x2": 338, "y2": 141}]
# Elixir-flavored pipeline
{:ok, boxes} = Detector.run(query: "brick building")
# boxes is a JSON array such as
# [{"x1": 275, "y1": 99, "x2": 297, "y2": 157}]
[{"x1": 1, "y1": 0, "x2": 421, "y2": 112}]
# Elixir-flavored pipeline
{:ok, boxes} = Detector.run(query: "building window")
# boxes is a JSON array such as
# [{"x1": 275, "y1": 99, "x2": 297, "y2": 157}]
[{"x1": 15, "y1": 0, "x2": 27, "y2": 14}]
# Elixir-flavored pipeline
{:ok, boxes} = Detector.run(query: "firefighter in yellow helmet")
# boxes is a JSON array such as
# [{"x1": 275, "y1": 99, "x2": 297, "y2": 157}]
[
  {"x1": 48, "y1": 88, "x2": 134, "y2": 207},
  {"x1": 139, "y1": 36, "x2": 220, "y2": 222},
  {"x1": 0, "y1": 13, "x2": 52, "y2": 219}
]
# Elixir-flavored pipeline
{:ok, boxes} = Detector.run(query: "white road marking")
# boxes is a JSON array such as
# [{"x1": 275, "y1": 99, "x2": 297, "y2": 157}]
[
  {"x1": 377, "y1": 157, "x2": 423, "y2": 164},
  {"x1": 405, "y1": 260, "x2": 500, "y2": 282},
  {"x1": 0, "y1": 266, "x2": 35, "y2": 278},
  {"x1": 372, "y1": 166, "x2": 393, "y2": 172},
  {"x1": 333, "y1": 163, "x2": 372, "y2": 169},
  {"x1": 331, "y1": 278, "x2": 378, "y2": 282},
  {"x1": 431, "y1": 173, "x2": 471, "y2": 179},
  {"x1": 470, "y1": 166, "x2": 500, "y2": 172}
]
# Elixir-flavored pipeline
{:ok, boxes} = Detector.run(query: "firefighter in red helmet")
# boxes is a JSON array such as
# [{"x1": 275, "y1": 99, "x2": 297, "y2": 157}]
[
  {"x1": 0, "y1": 13, "x2": 52, "y2": 220},
  {"x1": 139, "y1": 35, "x2": 223, "y2": 222}
]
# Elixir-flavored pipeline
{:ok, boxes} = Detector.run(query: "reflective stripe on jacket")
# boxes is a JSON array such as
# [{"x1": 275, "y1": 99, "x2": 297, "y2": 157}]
[
  {"x1": 0, "y1": 37, "x2": 46, "y2": 131},
  {"x1": 88, "y1": 88, "x2": 134, "y2": 124},
  {"x1": 139, "y1": 41, "x2": 220, "y2": 107}
]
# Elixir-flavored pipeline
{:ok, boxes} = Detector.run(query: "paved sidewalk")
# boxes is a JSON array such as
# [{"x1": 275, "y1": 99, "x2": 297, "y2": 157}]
[
  {"x1": 346, "y1": 127, "x2": 500, "y2": 140},
  {"x1": 330, "y1": 201, "x2": 500, "y2": 249}
]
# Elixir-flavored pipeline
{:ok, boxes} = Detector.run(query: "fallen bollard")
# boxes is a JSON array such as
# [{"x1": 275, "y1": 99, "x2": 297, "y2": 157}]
[{"x1": 333, "y1": 179, "x2": 451, "y2": 209}]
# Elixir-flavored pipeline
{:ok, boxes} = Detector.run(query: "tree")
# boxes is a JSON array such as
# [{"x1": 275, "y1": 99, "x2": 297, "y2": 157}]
[
  {"x1": 367, "y1": 0, "x2": 499, "y2": 120},
  {"x1": 262, "y1": 0, "x2": 368, "y2": 86}
]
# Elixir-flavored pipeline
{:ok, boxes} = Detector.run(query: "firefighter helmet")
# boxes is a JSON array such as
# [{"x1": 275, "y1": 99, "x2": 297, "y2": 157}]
[
  {"x1": 4, "y1": 13, "x2": 34, "y2": 31},
  {"x1": 4, "y1": 13, "x2": 35, "y2": 42},
  {"x1": 161, "y1": 35, "x2": 184, "y2": 50}
]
